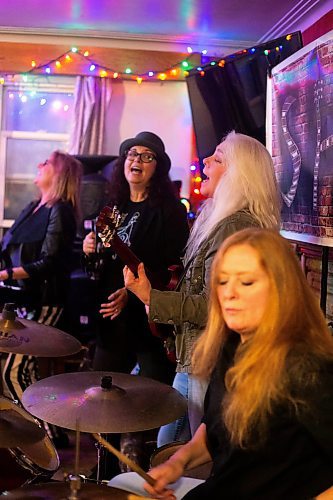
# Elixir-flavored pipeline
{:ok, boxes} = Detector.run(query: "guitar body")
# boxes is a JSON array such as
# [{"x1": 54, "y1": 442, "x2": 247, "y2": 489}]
[{"x1": 96, "y1": 206, "x2": 182, "y2": 363}]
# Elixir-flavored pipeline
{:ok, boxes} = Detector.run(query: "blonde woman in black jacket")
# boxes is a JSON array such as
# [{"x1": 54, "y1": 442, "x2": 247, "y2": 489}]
[{"x1": 0, "y1": 151, "x2": 82, "y2": 405}]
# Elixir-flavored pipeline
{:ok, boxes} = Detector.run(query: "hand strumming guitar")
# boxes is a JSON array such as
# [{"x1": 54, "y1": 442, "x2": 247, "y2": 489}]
[
  {"x1": 124, "y1": 262, "x2": 152, "y2": 306},
  {"x1": 100, "y1": 287, "x2": 128, "y2": 320}
]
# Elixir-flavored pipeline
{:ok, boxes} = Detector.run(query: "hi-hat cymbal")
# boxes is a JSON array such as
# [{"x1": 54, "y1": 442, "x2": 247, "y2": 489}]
[
  {"x1": 22, "y1": 371, "x2": 187, "y2": 433},
  {"x1": 2, "y1": 482, "x2": 132, "y2": 499},
  {"x1": 0, "y1": 409, "x2": 45, "y2": 447},
  {"x1": 0, "y1": 307, "x2": 81, "y2": 356}
]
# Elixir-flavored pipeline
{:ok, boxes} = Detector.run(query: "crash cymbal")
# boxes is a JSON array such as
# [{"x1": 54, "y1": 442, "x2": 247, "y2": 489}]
[
  {"x1": 2, "y1": 482, "x2": 132, "y2": 499},
  {"x1": 0, "y1": 303, "x2": 81, "y2": 356},
  {"x1": 22, "y1": 371, "x2": 187, "y2": 433},
  {"x1": 0, "y1": 409, "x2": 45, "y2": 447}
]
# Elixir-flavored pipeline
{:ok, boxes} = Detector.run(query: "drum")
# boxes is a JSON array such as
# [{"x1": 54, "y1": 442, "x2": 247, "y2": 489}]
[
  {"x1": 150, "y1": 441, "x2": 213, "y2": 480},
  {"x1": 0, "y1": 396, "x2": 59, "y2": 492}
]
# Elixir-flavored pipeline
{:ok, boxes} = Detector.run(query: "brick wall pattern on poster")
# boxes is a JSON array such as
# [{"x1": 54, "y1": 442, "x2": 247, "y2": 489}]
[{"x1": 271, "y1": 35, "x2": 333, "y2": 243}]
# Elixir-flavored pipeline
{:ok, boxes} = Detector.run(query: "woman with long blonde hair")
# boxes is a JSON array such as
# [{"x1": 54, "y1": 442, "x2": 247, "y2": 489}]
[{"x1": 116, "y1": 228, "x2": 333, "y2": 499}]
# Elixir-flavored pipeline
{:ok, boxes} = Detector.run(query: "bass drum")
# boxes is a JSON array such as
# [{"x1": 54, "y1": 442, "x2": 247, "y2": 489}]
[
  {"x1": 0, "y1": 396, "x2": 59, "y2": 493},
  {"x1": 150, "y1": 441, "x2": 212, "y2": 480}
]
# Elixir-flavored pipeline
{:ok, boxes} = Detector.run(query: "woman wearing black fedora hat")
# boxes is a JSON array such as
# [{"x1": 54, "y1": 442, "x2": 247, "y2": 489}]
[{"x1": 84, "y1": 130, "x2": 188, "y2": 378}]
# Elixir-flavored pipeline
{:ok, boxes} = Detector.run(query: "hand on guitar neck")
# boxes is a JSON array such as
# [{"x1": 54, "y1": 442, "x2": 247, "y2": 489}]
[{"x1": 123, "y1": 262, "x2": 152, "y2": 306}]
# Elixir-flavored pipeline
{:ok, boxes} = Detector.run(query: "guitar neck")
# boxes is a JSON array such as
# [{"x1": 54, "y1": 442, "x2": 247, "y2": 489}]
[{"x1": 110, "y1": 233, "x2": 143, "y2": 278}]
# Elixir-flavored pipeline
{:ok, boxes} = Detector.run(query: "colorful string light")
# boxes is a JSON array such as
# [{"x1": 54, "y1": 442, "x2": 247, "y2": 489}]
[
  {"x1": 20, "y1": 47, "x2": 201, "y2": 84},
  {"x1": 187, "y1": 34, "x2": 295, "y2": 77}
]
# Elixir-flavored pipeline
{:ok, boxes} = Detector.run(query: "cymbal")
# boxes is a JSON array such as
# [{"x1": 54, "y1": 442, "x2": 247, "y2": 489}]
[
  {"x1": 2, "y1": 482, "x2": 132, "y2": 499},
  {"x1": 0, "y1": 409, "x2": 45, "y2": 447},
  {"x1": 22, "y1": 371, "x2": 187, "y2": 433},
  {"x1": 0, "y1": 312, "x2": 81, "y2": 357}
]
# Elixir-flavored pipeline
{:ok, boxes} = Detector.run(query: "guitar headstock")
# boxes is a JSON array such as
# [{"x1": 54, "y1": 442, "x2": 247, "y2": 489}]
[{"x1": 96, "y1": 206, "x2": 122, "y2": 247}]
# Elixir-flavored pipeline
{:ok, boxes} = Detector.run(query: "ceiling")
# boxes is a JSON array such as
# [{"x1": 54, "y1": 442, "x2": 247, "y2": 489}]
[{"x1": 0, "y1": 0, "x2": 330, "y2": 78}]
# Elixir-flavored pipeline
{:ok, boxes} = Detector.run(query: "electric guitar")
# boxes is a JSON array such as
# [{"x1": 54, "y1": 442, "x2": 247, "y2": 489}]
[{"x1": 96, "y1": 205, "x2": 181, "y2": 363}]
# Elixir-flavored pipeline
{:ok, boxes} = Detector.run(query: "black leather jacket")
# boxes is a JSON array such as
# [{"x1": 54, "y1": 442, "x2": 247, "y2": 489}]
[{"x1": 1, "y1": 200, "x2": 76, "y2": 307}]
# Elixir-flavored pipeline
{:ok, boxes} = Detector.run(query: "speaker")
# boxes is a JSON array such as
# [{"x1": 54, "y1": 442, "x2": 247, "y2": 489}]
[{"x1": 74, "y1": 155, "x2": 117, "y2": 175}]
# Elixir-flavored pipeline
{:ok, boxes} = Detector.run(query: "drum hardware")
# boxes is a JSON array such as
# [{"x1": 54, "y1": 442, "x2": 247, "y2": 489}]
[
  {"x1": 21, "y1": 372, "x2": 186, "y2": 490},
  {"x1": 0, "y1": 303, "x2": 82, "y2": 357},
  {"x1": 22, "y1": 372, "x2": 187, "y2": 433},
  {"x1": 1, "y1": 482, "x2": 137, "y2": 498}
]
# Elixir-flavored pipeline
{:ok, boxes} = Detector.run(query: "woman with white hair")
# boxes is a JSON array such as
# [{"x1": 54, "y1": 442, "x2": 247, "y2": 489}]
[{"x1": 124, "y1": 131, "x2": 281, "y2": 445}]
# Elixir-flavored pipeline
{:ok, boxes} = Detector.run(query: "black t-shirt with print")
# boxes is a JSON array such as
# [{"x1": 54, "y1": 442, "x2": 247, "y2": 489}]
[{"x1": 94, "y1": 196, "x2": 189, "y2": 351}]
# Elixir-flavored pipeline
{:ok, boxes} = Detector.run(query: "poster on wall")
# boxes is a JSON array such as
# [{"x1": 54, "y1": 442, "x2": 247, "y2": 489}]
[{"x1": 267, "y1": 30, "x2": 333, "y2": 246}]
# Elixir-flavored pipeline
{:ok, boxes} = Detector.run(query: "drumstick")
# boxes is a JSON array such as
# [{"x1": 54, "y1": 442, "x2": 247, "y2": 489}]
[
  {"x1": 128, "y1": 496, "x2": 156, "y2": 500},
  {"x1": 92, "y1": 433, "x2": 156, "y2": 487}
]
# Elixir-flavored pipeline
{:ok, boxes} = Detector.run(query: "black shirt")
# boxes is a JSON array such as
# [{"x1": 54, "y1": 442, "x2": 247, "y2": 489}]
[{"x1": 184, "y1": 333, "x2": 333, "y2": 500}]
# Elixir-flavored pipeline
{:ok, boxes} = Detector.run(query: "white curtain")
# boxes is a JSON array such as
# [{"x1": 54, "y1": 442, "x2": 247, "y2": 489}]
[{"x1": 68, "y1": 76, "x2": 112, "y2": 155}]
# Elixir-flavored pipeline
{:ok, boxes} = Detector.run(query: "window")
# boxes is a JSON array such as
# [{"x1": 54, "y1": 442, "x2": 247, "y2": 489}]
[{"x1": 0, "y1": 75, "x2": 75, "y2": 227}]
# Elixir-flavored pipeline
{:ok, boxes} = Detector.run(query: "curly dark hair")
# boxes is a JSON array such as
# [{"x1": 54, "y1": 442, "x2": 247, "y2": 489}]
[{"x1": 107, "y1": 154, "x2": 178, "y2": 208}]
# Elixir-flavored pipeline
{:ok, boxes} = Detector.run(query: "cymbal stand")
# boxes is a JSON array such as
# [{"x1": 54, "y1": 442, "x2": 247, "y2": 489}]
[
  {"x1": 94, "y1": 438, "x2": 103, "y2": 483},
  {"x1": 66, "y1": 423, "x2": 82, "y2": 500}
]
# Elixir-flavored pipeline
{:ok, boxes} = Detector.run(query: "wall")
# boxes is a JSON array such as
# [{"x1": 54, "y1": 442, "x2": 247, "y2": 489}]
[{"x1": 103, "y1": 80, "x2": 193, "y2": 198}]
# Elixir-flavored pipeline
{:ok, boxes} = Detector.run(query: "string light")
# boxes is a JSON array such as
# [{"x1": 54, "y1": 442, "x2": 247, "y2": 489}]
[
  {"x1": 15, "y1": 37, "x2": 294, "y2": 84},
  {"x1": 20, "y1": 47, "x2": 199, "y2": 83},
  {"x1": 187, "y1": 34, "x2": 295, "y2": 78}
]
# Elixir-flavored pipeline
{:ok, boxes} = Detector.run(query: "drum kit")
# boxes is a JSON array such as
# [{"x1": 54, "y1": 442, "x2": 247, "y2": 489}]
[{"x1": 0, "y1": 304, "x2": 187, "y2": 499}]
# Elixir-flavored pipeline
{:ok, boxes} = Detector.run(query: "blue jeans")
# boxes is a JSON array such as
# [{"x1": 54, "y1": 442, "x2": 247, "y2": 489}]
[{"x1": 157, "y1": 373, "x2": 208, "y2": 447}]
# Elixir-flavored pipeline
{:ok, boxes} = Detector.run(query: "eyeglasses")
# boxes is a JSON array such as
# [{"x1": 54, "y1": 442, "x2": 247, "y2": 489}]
[{"x1": 125, "y1": 150, "x2": 157, "y2": 164}]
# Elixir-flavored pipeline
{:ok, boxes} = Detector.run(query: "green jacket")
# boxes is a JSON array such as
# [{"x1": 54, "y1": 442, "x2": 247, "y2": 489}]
[{"x1": 149, "y1": 210, "x2": 259, "y2": 373}]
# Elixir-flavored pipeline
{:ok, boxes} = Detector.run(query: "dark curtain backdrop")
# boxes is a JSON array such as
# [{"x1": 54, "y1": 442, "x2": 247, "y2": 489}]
[{"x1": 186, "y1": 33, "x2": 303, "y2": 164}]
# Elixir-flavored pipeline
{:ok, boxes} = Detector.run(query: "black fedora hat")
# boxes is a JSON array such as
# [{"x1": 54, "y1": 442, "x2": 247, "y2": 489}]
[{"x1": 119, "y1": 131, "x2": 171, "y2": 173}]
